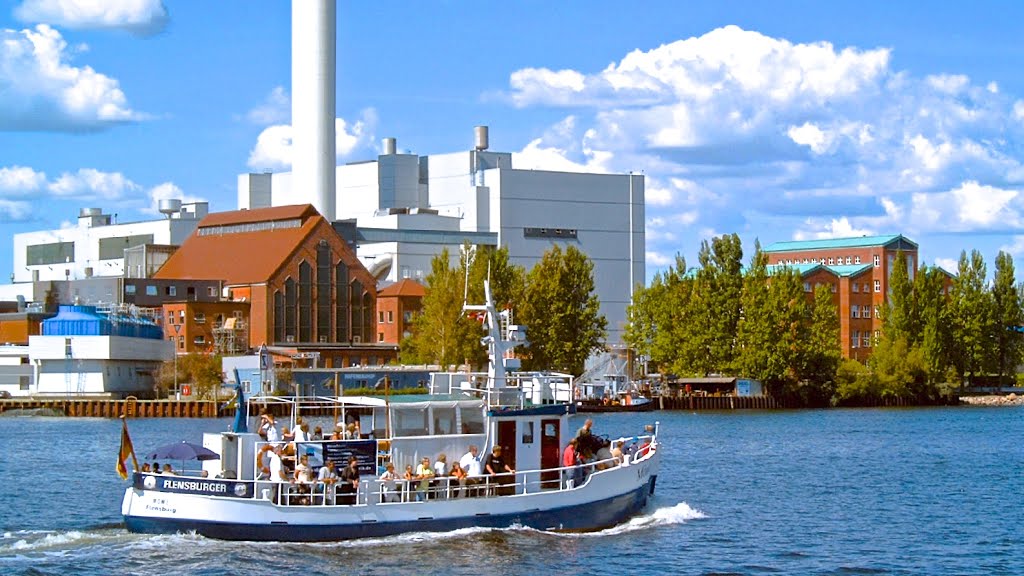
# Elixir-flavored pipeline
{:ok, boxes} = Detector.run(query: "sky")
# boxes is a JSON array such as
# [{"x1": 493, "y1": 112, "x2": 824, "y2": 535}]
[{"x1": 3, "y1": 0, "x2": 1024, "y2": 284}]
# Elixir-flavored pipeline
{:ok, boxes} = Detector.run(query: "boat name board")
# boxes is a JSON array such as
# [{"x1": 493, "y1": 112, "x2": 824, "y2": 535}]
[{"x1": 134, "y1": 473, "x2": 253, "y2": 498}]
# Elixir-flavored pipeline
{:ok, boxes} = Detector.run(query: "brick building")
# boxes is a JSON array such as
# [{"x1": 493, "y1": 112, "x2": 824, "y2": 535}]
[
  {"x1": 162, "y1": 301, "x2": 251, "y2": 355},
  {"x1": 763, "y1": 234, "x2": 919, "y2": 361},
  {"x1": 154, "y1": 205, "x2": 396, "y2": 367},
  {"x1": 375, "y1": 278, "x2": 426, "y2": 344}
]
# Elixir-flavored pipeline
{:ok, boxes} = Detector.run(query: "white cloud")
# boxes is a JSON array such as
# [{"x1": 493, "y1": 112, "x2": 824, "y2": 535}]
[
  {"x1": 933, "y1": 257, "x2": 958, "y2": 273},
  {"x1": 788, "y1": 122, "x2": 834, "y2": 155},
  {"x1": 247, "y1": 110, "x2": 377, "y2": 170},
  {"x1": 246, "y1": 86, "x2": 290, "y2": 125},
  {"x1": 0, "y1": 166, "x2": 47, "y2": 194},
  {"x1": 793, "y1": 216, "x2": 875, "y2": 240},
  {"x1": 140, "y1": 182, "x2": 205, "y2": 216},
  {"x1": 999, "y1": 236, "x2": 1024, "y2": 257},
  {"x1": 48, "y1": 168, "x2": 140, "y2": 200},
  {"x1": 0, "y1": 199, "x2": 34, "y2": 220},
  {"x1": 645, "y1": 251, "x2": 675, "y2": 267},
  {"x1": 0, "y1": 25, "x2": 143, "y2": 131},
  {"x1": 14, "y1": 0, "x2": 168, "y2": 36},
  {"x1": 926, "y1": 74, "x2": 969, "y2": 95}
]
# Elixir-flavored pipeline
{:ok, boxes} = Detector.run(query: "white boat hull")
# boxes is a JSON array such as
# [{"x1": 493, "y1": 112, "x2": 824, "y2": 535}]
[{"x1": 123, "y1": 447, "x2": 660, "y2": 541}]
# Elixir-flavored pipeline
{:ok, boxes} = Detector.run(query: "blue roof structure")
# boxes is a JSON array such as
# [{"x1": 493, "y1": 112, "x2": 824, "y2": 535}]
[
  {"x1": 764, "y1": 234, "x2": 917, "y2": 253},
  {"x1": 41, "y1": 305, "x2": 163, "y2": 339},
  {"x1": 766, "y1": 263, "x2": 873, "y2": 278}
]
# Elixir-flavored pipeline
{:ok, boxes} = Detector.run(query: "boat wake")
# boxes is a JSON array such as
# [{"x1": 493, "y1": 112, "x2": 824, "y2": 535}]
[
  {"x1": 0, "y1": 528, "x2": 125, "y2": 554},
  {"x1": 588, "y1": 501, "x2": 706, "y2": 536}
]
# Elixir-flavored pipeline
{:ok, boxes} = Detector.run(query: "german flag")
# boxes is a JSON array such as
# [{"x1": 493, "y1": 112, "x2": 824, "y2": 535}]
[{"x1": 116, "y1": 417, "x2": 138, "y2": 480}]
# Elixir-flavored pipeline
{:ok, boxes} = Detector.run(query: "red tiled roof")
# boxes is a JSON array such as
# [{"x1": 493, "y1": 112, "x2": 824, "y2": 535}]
[
  {"x1": 198, "y1": 204, "x2": 319, "y2": 228},
  {"x1": 378, "y1": 278, "x2": 426, "y2": 298},
  {"x1": 154, "y1": 205, "x2": 327, "y2": 284}
]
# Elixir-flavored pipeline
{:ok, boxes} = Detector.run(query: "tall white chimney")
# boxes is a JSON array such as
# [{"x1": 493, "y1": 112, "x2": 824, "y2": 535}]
[{"x1": 291, "y1": 0, "x2": 336, "y2": 219}]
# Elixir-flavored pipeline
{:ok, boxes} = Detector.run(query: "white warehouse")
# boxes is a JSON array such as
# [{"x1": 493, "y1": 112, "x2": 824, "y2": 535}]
[
  {"x1": 238, "y1": 127, "x2": 644, "y2": 343},
  {"x1": 12, "y1": 201, "x2": 208, "y2": 285}
]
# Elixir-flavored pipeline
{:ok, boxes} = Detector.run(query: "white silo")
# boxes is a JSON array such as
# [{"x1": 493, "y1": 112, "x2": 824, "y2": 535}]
[{"x1": 291, "y1": 0, "x2": 336, "y2": 219}]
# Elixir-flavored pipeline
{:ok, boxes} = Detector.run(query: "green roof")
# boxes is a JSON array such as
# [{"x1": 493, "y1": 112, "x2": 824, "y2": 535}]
[{"x1": 764, "y1": 234, "x2": 917, "y2": 252}]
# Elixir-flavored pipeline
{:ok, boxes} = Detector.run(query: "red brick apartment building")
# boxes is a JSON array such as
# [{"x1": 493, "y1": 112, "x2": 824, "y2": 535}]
[
  {"x1": 154, "y1": 204, "x2": 397, "y2": 367},
  {"x1": 763, "y1": 234, "x2": 920, "y2": 362},
  {"x1": 375, "y1": 278, "x2": 426, "y2": 344}
]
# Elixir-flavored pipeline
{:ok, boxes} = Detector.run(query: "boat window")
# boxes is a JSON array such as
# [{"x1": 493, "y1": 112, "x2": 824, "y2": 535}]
[
  {"x1": 394, "y1": 407, "x2": 428, "y2": 437},
  {"x1": 432, "y1": 406, "x2": 456, "y2": 435},
  {"x1": 460, "y1": 406, "x2": 485, "y2": 434}
]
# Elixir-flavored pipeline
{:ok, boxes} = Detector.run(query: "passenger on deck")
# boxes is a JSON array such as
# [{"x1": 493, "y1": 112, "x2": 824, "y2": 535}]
[
  {"x1": 317, "y1": 460, "x2": 337, "y2": 503},
  {"x1": 311, "y1": 426, "x2": 324, "y2": 441},
  {"x1": 484, "y1": 446, "x2": 515, "y2": 496},
  {"x1": 339, "y1": 457, "x2": 360, "y2": 505},
  {"x1": 563, "y1": 438, "x2": 582, "y2": 488},
  {"x1": 379, "y1": 463, "x2": 400, "y2": 503},
  {"x1": 449, "y1": 462, "x2": 468, "y2": 497},
  {"x1": 576, "y1": 418, "x2": 594, "y2": 441},
  {"x1": 161, "y1": 463, "x2": 176, "y2": 475},
  {"x1": 141, "y1": 463, "x2": 151, "y2": 473},
  {"x1": 415, "y1": 456, "x2": 435, "y2": 501},
  {"x1": 293, "y1": 418, "x2": 308, "y2": 443},
  {"x1": 460, "y1": 445, "x2": 483, "y2": 496}
]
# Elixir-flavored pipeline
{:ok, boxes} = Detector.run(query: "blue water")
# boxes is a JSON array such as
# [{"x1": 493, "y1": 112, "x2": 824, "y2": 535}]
[{"x1": 0, "y1": 407, "x2": 1021, "y2": 575}]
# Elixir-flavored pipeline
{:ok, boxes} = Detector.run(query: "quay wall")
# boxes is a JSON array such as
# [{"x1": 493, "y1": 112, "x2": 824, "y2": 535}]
[{"x1": 0, "y1": 398, "x2": 224, "y2": 418}]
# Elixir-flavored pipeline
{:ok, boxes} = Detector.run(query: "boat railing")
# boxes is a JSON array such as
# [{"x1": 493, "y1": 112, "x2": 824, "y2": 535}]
[{"x1": 250, "y1": 439, "x2": 657, "y2": 508}]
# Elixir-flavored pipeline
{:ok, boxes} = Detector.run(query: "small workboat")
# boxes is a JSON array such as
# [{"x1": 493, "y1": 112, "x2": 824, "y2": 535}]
[
  {"x1": 575, "y1": 374, "x2": 656, "y2": 413},
  {"x1": 120, "y1": 281, "x2": 661, "y2": 541}
]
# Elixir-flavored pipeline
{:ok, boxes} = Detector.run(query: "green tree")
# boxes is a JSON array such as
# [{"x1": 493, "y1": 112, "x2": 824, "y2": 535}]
[
  {"x1": 948, "y1": 250, "x2": 994, "y2": 387},
  {"x1": 798, "y1": 283, "x2": 841, "y2": 403},
  {"x1": 883, "y1": 250, "x2": 917, "y2": 344},
  {"x1": 734, "y1": 242, "x2": 774, "y2": 381},
  {"x1": 406, "y1": 248, "x2": 478, "y2": 369},
  {"x1": 157, "y1": 353, "x2": 224, "y2": 400},
  {"x1": 765, "y1": 267, "x2": 809, "y2": 395},
  {"x1": 991, "y1": 251, "x2": 1022, "y2": 384},
  {"x1": 520, "y1": 245, "x2": 607, "y2": 375},
  {"x1": 689, "y1": 234, "x2": 744, "y2": 375},
  {"x1": 915, "y1": 266, "x2": 953, "y2": 383},
  {"x1": 868, "y1": 336, "x2": 928, "y2": 401}
]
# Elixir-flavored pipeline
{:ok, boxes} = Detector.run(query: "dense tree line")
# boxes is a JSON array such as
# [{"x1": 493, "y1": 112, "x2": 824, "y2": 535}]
[
  {"x1": 625, "y1": 235, "x2": 1024, "y2": 406},
  {"x1": 402, "y1": 244, "x2": 607, "y2": 375}
]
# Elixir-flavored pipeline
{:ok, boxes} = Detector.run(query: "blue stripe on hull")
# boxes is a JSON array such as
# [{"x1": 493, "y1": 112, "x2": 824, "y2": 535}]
[{"x1": 125, "y1": 479, "x2": 657, "y2": 542}]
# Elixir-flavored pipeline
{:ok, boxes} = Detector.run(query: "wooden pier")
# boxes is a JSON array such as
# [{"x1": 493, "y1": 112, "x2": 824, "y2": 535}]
[
  {"x1": 656, "y1": 394, "x2": 783, "y2": 410},
  {"x1": 0, "y1": 397, "x2": 225, "y2": 418}
]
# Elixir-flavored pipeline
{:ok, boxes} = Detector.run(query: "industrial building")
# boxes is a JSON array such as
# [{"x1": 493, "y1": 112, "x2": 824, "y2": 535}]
[{"x1": 239, "y1": 128, "x2": 645, "y2": 343}]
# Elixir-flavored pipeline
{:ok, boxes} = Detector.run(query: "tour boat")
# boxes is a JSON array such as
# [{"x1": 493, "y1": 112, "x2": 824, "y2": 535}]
[
  {"x1": 120, "y1": 282, "x2": 661, "y2": 542},
  {"x1": 575, "y1": 374, "x2": 656, "y2": 413}
]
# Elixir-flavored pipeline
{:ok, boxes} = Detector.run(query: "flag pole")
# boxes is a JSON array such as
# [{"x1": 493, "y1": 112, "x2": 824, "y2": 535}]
[{"x1": 121, "y1": 415, "x2": 139, "y2": 473}]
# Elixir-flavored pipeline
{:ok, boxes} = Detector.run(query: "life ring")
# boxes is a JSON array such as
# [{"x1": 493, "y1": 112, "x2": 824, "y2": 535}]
[{"x1": 182, "y1": 384, "x2": 192, "y2": 396}]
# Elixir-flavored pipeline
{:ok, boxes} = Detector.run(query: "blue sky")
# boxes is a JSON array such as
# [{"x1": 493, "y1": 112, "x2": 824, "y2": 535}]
[{"x1": 3, "y1": 0, "x2": 1024, "y2": 284}]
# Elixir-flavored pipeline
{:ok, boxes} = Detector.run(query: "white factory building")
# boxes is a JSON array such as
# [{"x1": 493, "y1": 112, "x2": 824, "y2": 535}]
[
  {"x1": 11, "y1": 201, "x2": 209, "y2": 286},
  {"x1": 238, "y1": 128, "x2": 645, "y2": 343}
]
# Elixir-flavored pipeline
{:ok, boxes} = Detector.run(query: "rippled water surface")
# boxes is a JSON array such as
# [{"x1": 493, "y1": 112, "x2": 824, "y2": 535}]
[{"x1": 1, "y1": 407, "x2": 1021, "y2": 575}]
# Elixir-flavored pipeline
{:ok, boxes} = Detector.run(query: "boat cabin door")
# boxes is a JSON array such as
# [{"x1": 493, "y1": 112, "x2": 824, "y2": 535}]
[
  {"x1": 496, "y1": 421, "x2": 517, "y2": 468},
  {"x1": 540, "y1": 419, "x2": 560, "y2": 488}
]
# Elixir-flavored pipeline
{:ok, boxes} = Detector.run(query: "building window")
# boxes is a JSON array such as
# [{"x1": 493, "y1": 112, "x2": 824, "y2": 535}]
[
  {"x1": 167, "y1": 286, "x2": 177, "y2": 297},
  {"x1": 299, "y1": 261, "x2": 313, "y2": 343},
  {"x1": 854, "y1": 256, "x2": 861, "y2": 264},
  {"x1": 194, "y1": 335, "x2": 206, "y2": 345},
  {"x1": 233, "y1": 311, "x2": 243, "y2": 318},
  {"x1": 285, "y1": 278, "x2": 296, "y2": 342},
  {"x1": 852, "y1": 330, "x2": 860, "y2": 348},
  {"x1": 207, "y1": 286, "x2": 217, "y2": 297},
  {"x1": 851, "y1": 305, "x2": 859, "y2": 318},
  {"x1": 274, "y1": 291, "x2": 285, "y2": 342},
  {"x1": 146, "y1": 285, "x2": 158, "y2": 296},
  {"x1": 830, "y1": 283, "x2": 836, "y2": 293},
  {"x1": 863, "y1": 306, "x2": 871, "y2": 319},
  {"x1": 178, "y1": 336, "x2": 184, "y2": 349},
  {"x1": 194, "y1": 312, "x2": 205, "y2": 324},
  {"x1": 803, "y1": 282, "x2": 811, "y2": 292},
  {"x1": 350, "y1": 279, "x2": 365, "y2": 343},
  {"x1": 863, "y1": 283, "x2": 869, "y2": 293},
  {"x1": 862, "y1": 333, "x2": 871, "y2": 348},
  {"x1": 126, "y1": 284, "x2": 136, "y2": 295},
  {"x1": 828, "y1": 257, "x2": 834, "y2": 265},
  {"x1": 378, "y1": 311, "x2": 385, "y2": 324},
  {"x1": 852, "y1": 283, "x2": 859, "y2": 293},
  {"x1": 874, "y1": 255, "x2": 880, "y2": 267},
  {"x1": 404, "y1": 311, "x2": 413, "y2": 322},
  {"x1": 845, "y1": 257, "x2": 852, "y2": 265},
  {"x1": 378, "y1": 332, "x2": 384, "y2": 342},
  {"x1": 874, "y1": 280, "x2": 881, "y2": 292},
  {"x1": 387, "y1": 311, "x2": 394, "y2": 323},
  {"x1": 317, "y1": 242, "x2": 332, "y2": 343},
  {"x1": 874, "y1": 330, "x2": 880, "y2": 342},
  {"x1": 167, "y1": 311, "x2": 174, "y2": 323},
  {"x1": 874, "y1": 305, "x2": 880, "y2": 318},
  {"x1": 335, "y1": 262, "x2": 349, "y2": 343}
]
